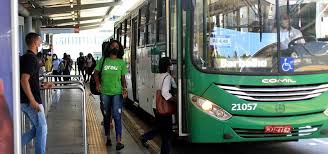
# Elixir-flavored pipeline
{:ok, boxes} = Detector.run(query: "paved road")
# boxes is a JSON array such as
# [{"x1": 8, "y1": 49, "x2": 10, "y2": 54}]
[
  {"x1": 123, "y1": 103, "x2": 328, "y2": 154},
  {"x1": 172, "y1": 138, "x2": 328, "y2": 154},
  {"x1": 90, "y1": 95, "x2": 149, "y2": 154}
]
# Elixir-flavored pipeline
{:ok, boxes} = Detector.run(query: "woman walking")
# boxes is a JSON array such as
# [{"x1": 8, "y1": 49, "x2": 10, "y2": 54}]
[
  {"x1": 85, "y1": 53, "x2": 96, "y2": 82},
  {"x1": 140, "y1": 57, "x2": 177, "y2": 154},
  {"x1": 94, "y1": 40, "x2": 128, "y2": 150},
  {"x1": 51, "y1": 54, "x2": 62, "y2": 82},
  {"x1": 62, "y1": 54, "x2": 73, "y2": 81}
]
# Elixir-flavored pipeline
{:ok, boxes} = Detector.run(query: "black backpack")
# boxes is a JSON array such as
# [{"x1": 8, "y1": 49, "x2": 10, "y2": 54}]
[{"x1": 90, "y1": 58, "x2": 105, "y2": 95}]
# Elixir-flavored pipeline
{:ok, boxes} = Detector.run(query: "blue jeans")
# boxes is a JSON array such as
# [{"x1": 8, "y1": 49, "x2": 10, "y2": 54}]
[
  {"x1": 21, "y1": 103, "x2": 47, "y2": 154},
  {"x1": 101, "y1": 94, "x2": 123, "y2": 142}
]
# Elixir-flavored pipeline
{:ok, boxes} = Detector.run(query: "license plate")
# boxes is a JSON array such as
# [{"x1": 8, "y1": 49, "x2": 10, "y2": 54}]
[{"x1": 264, "y1": 125, "x2": 292, "y2": 134}]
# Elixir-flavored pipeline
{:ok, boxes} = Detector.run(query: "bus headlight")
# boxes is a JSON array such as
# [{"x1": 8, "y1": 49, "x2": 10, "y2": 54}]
[
  {"x1": 190, "y1": 94, "x2": 232, "y2": 121},
  {"x1": 201, "y1": 101, "x2": 213, "y2": 111}
]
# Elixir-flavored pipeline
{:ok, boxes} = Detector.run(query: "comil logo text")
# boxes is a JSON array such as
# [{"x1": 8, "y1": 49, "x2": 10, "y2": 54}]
[{"x1": 262, "y1": 79, "x2": 296, "y2": 84}]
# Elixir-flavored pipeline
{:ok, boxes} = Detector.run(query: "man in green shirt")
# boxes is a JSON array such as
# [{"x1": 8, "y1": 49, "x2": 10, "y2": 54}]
[{"x1": 94, "y1": 40, "x2": 127, "y2": 150}]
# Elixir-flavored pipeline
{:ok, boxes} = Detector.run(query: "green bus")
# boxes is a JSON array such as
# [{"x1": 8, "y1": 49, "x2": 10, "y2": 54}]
[{"x1": 114, "y1": 0, "x2": 328, "y2": 143}]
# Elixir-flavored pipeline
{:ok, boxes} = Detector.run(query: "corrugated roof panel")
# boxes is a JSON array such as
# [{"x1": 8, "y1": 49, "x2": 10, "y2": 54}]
[
  {"x1": 79, "y1": 19, "x2": 103, "y2": 24},
  {"x1": 81, "y1": 0, "x2": 114, "y2": 5},
  {"x1": 80, "y1": 7, "x2": 109, "y2": 17}
]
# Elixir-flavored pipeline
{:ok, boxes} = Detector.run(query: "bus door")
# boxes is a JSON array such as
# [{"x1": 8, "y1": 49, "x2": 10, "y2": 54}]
[
  {"x1": 169, "y1": 0, "x2": 188, "y2": 136},
  {"x1": 180, "y1": 1, "x2": 189, "y2": 136},
  {"x1": 131, "y1": 17, "x2": 138, "y2": 102}
]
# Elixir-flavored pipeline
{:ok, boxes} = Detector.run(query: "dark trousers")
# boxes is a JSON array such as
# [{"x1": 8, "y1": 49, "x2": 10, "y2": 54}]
[
  {"x1": 52, "y1": 70, "x2": 61, "y2": 82},
  {"x1": 86, "y1": 67, "x2": 93, "y2": 82},
  {"x1": 78, "y1": 68, "x2": 86, "y2": 81},
  {"x1": 63, "y1": 70, "x2": 70, "y2": 81},
  {"x1": 143, "y1": 109, "x2": 172, "y2": 154}
]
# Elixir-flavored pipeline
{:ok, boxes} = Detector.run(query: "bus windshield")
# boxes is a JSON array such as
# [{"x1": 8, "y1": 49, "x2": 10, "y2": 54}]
[{"x1": 193, "y1": 0, "x2": 328, "y2": 74}]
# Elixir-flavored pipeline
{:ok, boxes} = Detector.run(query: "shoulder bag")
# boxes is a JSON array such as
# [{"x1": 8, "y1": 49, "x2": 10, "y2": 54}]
[
  {"x1": 90, "y1": 58, "x2": 105, "y2": 95},
  {"x1": 156, "y1": 75, "x2": 177, "y2": 116}
]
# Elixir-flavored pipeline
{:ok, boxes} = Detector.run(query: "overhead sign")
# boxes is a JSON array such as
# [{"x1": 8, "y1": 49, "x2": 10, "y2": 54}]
[
  {"x1": 219, "y1": 58, "x2": 269, "y2": 68},
  {"x1": 74, "y1": 26, "x2": 80, "y2": 33}
]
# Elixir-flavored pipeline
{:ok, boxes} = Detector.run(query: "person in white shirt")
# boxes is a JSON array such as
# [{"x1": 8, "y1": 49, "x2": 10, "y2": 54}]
[
  {"x1": 140, "y1": 57, "x2": 176, "y2": 154},
  {"x1": 278, "y1": 13, "x2": 305, "y2": 50},
  {"x1": 85, "y1": 53, "x2": 95, "y2": 83},
  {"x1": 51, "y1": 54, "x2": 62, "y2": 82}
]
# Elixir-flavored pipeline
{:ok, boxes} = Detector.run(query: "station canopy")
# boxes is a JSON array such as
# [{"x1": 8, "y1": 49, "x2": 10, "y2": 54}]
[{"x1": 19, "y1": 0, "x2": 122, "y2": 30}]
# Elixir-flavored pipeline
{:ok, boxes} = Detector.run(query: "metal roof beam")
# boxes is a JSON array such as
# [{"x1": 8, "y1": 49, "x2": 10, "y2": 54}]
[
  {"x1": 19, "y1": 4, "x2": 30, "y2": 17},
  {"x1": 80, "y1": 25, "x2": 100, "y2": 31},
  {"x1": 53, "y1": 16, "x2": 103, "y2": 25},
  {"x1": 59, "y1": 22, "x2": 101, "y2": 27},
  {"x1": 79, "y1": 22, "x2": 101, "y2": 27},
  {"x1": 77, "y1": 0, "x2": 81, "y2": 25},
  {"x1": 31, "y1": 1, "x2": 121, "y2": 16},
  {"x1": 100, "y1": 6, "x2": 114, "y2": 23}
]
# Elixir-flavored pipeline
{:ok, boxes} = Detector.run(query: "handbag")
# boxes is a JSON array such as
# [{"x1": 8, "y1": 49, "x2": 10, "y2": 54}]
[
  {"x1": 156, "y1": 75, "x2": 177, "y2": 116},
  {"x1": 90, "y1": 58, "x2": 105, "y2": 95}
]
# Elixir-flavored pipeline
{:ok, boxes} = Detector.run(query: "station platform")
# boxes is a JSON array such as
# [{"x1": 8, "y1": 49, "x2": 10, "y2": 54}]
[{"x1": 41, "y1": 88, "x2": 148, "y2": 154}]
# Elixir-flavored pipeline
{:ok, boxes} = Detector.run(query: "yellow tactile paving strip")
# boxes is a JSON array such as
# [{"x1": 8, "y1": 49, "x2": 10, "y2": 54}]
[{"x1": 86, "y1": 93, "x2": 108, "y2": 154}]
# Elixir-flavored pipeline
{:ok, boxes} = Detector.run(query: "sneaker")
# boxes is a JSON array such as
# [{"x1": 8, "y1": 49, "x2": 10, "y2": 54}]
[
  {"x1": 139, "y1": 136, "x2": 149, "y2": 148},
  {"x1": 106, "y1": 139, "x2": 112, "y2": 146},
  {"x1": 116, "y1": 143, "x2": 125, "y2": 150}
]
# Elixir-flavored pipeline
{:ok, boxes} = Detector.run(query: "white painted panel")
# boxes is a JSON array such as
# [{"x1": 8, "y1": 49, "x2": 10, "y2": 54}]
[
  {"x1": 137, "y1": 47, "x2": 155, "y2": 116},
  {"x1": 19, "y1": 16, "x2": 24, "y2": 26}
]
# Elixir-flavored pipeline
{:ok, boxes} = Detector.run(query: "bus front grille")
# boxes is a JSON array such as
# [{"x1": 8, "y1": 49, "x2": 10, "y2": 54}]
[
  {"x1": 218, "y1": 83, "x2": 328, "y2": 102},
  {"x1": 233, "y1": 125, "x2": 321, "y2": 138}
]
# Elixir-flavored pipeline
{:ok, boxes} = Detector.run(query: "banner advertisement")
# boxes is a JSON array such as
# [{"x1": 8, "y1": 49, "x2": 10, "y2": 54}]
[{"x1": 0, "y1": 0, "x2": 15, "y2": 153}]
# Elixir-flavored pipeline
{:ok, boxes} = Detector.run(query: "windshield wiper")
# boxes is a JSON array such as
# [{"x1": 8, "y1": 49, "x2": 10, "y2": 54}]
[
  {"x1": 290, "y1": 0, "x2": 304, "y2": 14},
  {"x1": 242, "y1": 0, "x2": 263, "y2": 42},
  {"x1": 242, "y1": 0, "x2": 260, "y2": 17},
  {"x1": 258, "y1": 0, "x2": 263, "y2": 42},
  {"x1": 243, "y1": 0, "x2": 263, "y2": 42},
  {"x1": 276, "y1": 0, "x2": 281, "y2": 52}
]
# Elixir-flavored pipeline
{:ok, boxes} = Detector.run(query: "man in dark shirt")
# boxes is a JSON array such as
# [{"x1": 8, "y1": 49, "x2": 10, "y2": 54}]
[
  {"x1": 20, "y1": 32, "x2": 53, "y2": 154},
  {"x1": 77, "y1": 52, "x2": 86, "y2": 81}
]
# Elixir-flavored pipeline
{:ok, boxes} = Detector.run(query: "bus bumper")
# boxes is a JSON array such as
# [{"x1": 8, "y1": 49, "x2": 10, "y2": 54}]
[{"x1": 189, "y1": 104, "x2": 328, "y2": 143}]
